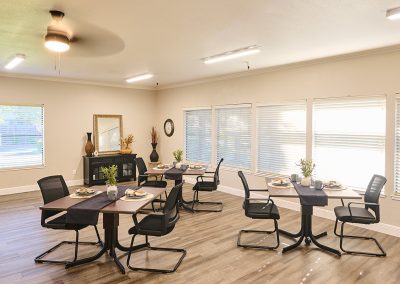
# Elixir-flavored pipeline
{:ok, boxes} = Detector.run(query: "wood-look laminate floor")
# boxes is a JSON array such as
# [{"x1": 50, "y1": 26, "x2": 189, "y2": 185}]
[{"x1": 1, "y1": 181, "x2": 399, "y2": 284}]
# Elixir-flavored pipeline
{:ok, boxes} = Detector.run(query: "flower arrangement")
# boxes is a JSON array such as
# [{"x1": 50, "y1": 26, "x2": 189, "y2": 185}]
[
  {"x1": 100, "y1": 165, "x2": 118, "y2": 186},
  {"x1": 120, "y1": 134, "x2": 134, "y2": 150},
  {"x1": 151, "y1": 127, "x2": 159, "y2": 144},
  {"x1": 298, "y1": 159, "x2": 315, "y2": 178},
  {"x1": 173, "y1": 149, "x2": 183, "y2": 162}
]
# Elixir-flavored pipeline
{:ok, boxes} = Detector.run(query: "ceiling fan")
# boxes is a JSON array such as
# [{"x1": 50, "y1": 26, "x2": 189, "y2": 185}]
[
  {"x1": 44, "y1": 10, "x2": 72, "y2": 53},
  {"x1": 43, "y1": 10, "x2": 124, "y2": 57}
]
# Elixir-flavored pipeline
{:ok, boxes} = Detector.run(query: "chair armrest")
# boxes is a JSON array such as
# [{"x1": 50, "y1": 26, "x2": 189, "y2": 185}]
[
  {"x1": 196, "y1": 175, "x2": 214, "y2": 182},
  {"x1": 246, "y1": 196, "x2": 274, "y2": 214},
  {"x1": 249, "y1": 189, "x2": 269, "y2": 192},
  {"x1": 347, "y1": 202, "x2": 379, "y2": 219}
]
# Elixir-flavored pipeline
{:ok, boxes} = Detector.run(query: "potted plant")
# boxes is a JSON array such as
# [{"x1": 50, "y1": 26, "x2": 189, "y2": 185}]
[
  {"x1": 298, "y1": 159, "x2": 315, "y2": 187},
  {"x1": 120, "y1": 134, "x2": 134, "y2": 154},
  {"x1": 173, "y1": 149, "x2": 183, "y2": 168},
  {"x1": 100, "y1": 165, "x2": 118, "y2": 200},
  {"x1": 150, "y1": 127, "x2": 159, "y2": 162}
]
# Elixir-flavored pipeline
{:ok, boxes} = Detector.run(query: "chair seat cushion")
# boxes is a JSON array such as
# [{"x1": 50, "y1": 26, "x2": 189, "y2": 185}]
[
  {"x1": 334, "y1": 206, "x2": 376, "y2": 224},
  {"x1": 44, "y1": 214, "x2": 88, "y2": 230},
  {"x1": 128, "y1": 214, "x2": 175, "y2": 236},
  {"x1": 246, "y1": 203, "x2": 280, "y2": 220},
  {"x1": 142, "y1": 180, "x2": 167, "y2": 188},
  {"x1": 193, "y1": 181, "x2": 216, "y2": 192}
]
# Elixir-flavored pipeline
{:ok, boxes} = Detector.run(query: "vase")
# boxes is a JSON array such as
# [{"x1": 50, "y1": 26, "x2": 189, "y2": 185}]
[
  {"x1": 301, "y1": 176, "x2": 312, "y2": 187},
  {"x1": 85, "y1": 132, "x2": 94, "y2": 157},
  {"x1": 150, "y1": 143, "x2": 159, "y2": 162},
  {"x1": 107, "y1": 185, "x2": 118, "y2": 201}
]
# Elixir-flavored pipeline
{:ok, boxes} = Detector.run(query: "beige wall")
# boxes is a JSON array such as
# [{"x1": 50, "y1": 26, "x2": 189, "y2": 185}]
[
  {"x1": 155, "y1": 50, "x2": 400, "y2": 227},
  {"x1": 0, "y1": 77, "x2": 156, "y2": 189}
]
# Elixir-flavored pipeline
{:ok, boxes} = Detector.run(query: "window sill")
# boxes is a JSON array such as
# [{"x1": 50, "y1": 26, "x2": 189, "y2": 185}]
[
  {"x1": 391, "y1": 194, "x2": 400, "y2": 201},
  {"x1": 0, "y1": 165, "x2": 45, "y2": 172}
]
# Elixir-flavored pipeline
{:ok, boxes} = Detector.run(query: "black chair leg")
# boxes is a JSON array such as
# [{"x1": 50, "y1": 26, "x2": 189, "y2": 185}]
[
  {"x1": 127, "y1": 235, "x2": 186, "y2": 273},
  {"x1": 190, "y1": 190, "x2": 223, "y2": 212},
  {"x1": 237, "y1": 219, "x2": 280, "y2": 250},
  {"x1": 35, "y1": 229, "x2": 103, "y2": 265},
  {"x1": 334, "y1": 220, "x2": 386, "y2": 257}
]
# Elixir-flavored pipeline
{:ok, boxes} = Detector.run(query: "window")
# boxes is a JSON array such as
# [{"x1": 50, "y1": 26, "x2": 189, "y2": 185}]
[
  {"x1": 313, "y1": 97, "x2": 385, "y2": 190},
  {"x1": 257, "y1": 102, "x2": 306, "y2": 175},
  {"x1": 394, "y1": 96, "x2": 400, "y2": 194},
  {"x1": 184, "y1": 108, "x2": 212, "y2": 163},
  {"x1": 216, "y1": 105, "x2": 251, "y2": 169},
  {"x1": 0, "y1": 105, "x2": 44, "y2": 170}
]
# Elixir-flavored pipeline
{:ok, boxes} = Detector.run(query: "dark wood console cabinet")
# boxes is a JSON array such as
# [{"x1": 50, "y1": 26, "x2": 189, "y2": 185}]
[{"x1": 83, "y1": 154, "x2": 137, "y2": 186}]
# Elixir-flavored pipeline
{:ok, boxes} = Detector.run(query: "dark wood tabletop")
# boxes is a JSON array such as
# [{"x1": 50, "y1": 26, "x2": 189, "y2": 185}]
[{"x1": 40, "y1": 186, "x2": 167, "y2": 214}]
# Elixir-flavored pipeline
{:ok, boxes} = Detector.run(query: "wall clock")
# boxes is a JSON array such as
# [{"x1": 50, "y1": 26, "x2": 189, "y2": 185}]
[{"x1": 164, "y1": 118, "x2": 174, "y2": 137}]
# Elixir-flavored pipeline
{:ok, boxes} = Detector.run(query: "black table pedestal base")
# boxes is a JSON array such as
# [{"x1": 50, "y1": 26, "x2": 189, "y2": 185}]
[
  {"x1": 174, "y1": 179, "x2": 194, "y2": 212},
  {"x1": 280, "y1": 205, "x2": 341, "y2": 256},
  {"x1": 65, "y1": 213, "x2": 145, "y2": 274}
]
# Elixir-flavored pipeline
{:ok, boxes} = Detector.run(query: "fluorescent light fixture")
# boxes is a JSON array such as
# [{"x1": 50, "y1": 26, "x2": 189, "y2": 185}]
[
  {"x1": 4, "y1": 54, "x2": 25, "y2": 70},
  {"x1": 202, "y1": 45, "x2": 260, "y2": 64},
  {"x1": 386, "y1": 7, "x2": 400, "y2": 20},
  {"x1": 44, "y1": 33, "x2": 70, "y2": 52},
  {"x1": 126, "y1": 73, "x2": 154, "y2": 83}
]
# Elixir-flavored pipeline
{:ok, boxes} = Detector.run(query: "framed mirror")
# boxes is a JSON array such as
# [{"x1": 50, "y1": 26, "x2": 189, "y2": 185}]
[{"x1": 93, "y1": 114, "x2": 123, "y2": 155}]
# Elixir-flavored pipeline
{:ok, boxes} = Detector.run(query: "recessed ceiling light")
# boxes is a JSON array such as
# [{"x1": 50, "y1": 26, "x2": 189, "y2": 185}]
[
  {"x1": 202, "y1": 45, "x2": 260, "y2": 64},
  {"x1": 126, "y1": 73, "x2": 154, "y2": 83},
  {"x1": 4, "y1": 54, "x2": 25, "y2": 70},
  {"x1": 386, "y1": 7, "x2": 400, "y2": 20}
]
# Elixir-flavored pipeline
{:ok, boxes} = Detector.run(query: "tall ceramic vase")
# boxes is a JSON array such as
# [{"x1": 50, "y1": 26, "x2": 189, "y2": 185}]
[
  {"x1": 150, "y1": 143, "x2": 159, "y2": 162},
  {"x1": 85, "y1": 132, "x2": 94, "y2": 157}
]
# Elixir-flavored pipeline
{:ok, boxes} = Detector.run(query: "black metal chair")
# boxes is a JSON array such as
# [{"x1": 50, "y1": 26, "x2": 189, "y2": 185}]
[
  {"x1": 190, "y1": 158, "x2": 224, "y2": 212},
  {"x1": 237, "y1": 171, "x2": 280, "y2": 249},
  {"x1": 126, "y1": 182, "x2": 186, "y2": 273},
  {"x1": 35, "y1": 175, "x2": 102, "y2": 265},
  {"x1": 135, "y1": 157, "x2": 168, "y2": 211},
  {"x1": 136, "y1": 157, "x2": 168, "y2": 188},
  {"x1": 334, "y1": 174, "x2": 387, "y2": 257}
]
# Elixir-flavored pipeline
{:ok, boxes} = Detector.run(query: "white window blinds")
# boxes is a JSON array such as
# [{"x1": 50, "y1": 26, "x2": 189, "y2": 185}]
[
  {"x1": 313, "y1": 97, "x2": 385, "y2": 190},
  {"x1": 185, "y1": 109, "x2": 212, "y2": 163},
  {"x1": 0, "y1": 105, "x2": 44, "y2": 170},
  {"x1": 216, "y1": 105, "x2": 251, "y2": 169},
  {"x1": 394, "y1": 96, "x2": 400, "y2": 193},
  {"x1": 257, "y1": 102, "x2": 306, "y2": 175}
]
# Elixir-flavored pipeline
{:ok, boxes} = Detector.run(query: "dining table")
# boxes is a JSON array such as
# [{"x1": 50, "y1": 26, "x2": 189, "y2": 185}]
[
  {"x1": 267, "y1": 182, "x2": 362, "y2": 256},
  {"x1": 146, "y1": 165, "x2": 207, "y2": 212},
  {"x1": 40, "y1": 185, "x2": 167, "y2": 274}
]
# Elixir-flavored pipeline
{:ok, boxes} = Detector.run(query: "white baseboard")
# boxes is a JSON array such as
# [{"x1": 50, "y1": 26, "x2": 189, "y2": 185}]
[
  {"x1": 215, "y1": 183, "x2": 400, "y2": 238},
  {"x1": 0, "y1": 179, "x2": 84, "y2": 196}
]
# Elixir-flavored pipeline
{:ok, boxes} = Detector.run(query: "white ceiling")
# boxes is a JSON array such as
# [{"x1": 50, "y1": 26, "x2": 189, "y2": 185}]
[{"x1": 1, "y1": 0, "x2": 400, "y2": 88}]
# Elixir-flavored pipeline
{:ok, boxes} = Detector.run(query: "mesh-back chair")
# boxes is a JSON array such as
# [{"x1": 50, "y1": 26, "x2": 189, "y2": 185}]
[
  {"x1": 126, "y1": 182, "x2": 186, "y2": 273},
  {"x1": 334, "y1": 174, "x2": 387, "y2": 256},
  {"x1": 237, "y1": 171, "x2": 280, "y2": 249},
  {"x1": 35, "y1": 175, "x2": 102, "y2": 265},
  {"x1": 135, "y1": 157, "x2": 168, "y2": 210},
  {"x1": 190, "y1": 158, "x2": 224, "y2": 212}
]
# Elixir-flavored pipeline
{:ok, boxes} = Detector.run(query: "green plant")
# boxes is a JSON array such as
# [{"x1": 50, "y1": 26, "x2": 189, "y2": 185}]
[
  {"x1": 173, "y1": 149, "x2": 183, "y2": 162},
  {"x1": 298, "y1": 159, "x2": 315, "y2": 177},
  {"x1": 100, "y1": 165, "x2": 118, "y2": 186}
]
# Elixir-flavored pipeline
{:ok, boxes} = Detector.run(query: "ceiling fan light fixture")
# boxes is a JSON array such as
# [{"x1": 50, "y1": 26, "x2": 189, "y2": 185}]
[
  {"x1": 386, "y1": 7, "x2": 400, "y2": 20},
  {"x1": 202, "y1": 45, "x2": 261, "y2": 64},
  {"x1": 45, "y1": 33, "x2": 70, "y2": 53},
  {"x1": 126, "y1": 73, "x2": 154, "y2": 83},
  {"x1": 4, "y1": 54, "x2": 25, "y2": 70}
]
